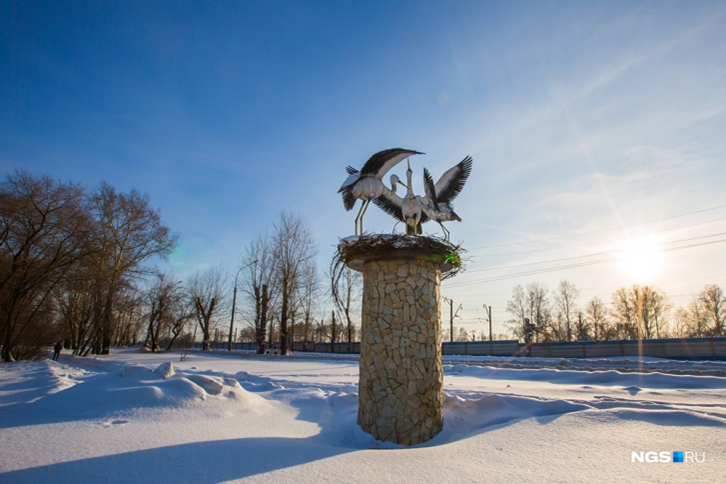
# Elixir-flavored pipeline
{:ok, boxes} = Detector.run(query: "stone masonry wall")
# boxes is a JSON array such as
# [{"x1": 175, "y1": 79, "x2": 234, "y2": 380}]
[{"x1": 357, "y1": 257, "x2": 443, "y2": 445}]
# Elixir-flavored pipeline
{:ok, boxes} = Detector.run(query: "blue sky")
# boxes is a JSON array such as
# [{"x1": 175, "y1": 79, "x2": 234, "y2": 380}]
[{"x1": 2, "y1": 1, "x2": 725, "y2": 336}]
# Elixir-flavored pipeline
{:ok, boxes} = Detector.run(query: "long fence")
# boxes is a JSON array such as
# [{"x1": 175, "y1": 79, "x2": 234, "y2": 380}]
[
  {"x1": 525, "y1": 337, "x2": 726, "y2": 360},
  {"x1": 196, "y1": 337, "x2": 726, "y2": 360}
]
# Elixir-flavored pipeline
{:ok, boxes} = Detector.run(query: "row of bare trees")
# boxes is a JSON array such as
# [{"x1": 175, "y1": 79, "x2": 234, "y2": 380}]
[
  {"x1": 0, "y1": 170, "x2": 178, "y2": 361},
  {"x1": 139, "y1": 265, "x2": 231, "y2": 353},
  {"x1": 505, "y1": 280, "x2": 726, "y2": 342},
  {"x1": 236, "y1": 212, "x2": 317, "y2": 355},
  {"x1": 1, "y1": 170, "x2": 366, "y2": 360},
  {"x1": 236, "y1": 211, "x2": 363, "y2": 355}
]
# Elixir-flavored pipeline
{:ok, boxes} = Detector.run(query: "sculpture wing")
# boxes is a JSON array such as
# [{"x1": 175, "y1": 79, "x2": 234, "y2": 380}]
[
  {"x1": 360, "y1": 148, "x2": 424, "y2": 176},
  {"x1": 418, "y1": 203, "x2": 430, "y2": 225},
  {"x1": 341, "y1": 189, "x2": 358, "y2": 211},
  {"x1": 373, "y1": 193, "x2": 431, "y2": 226},
  {"x1": 422, "y1": 168, "x2": 437, "y2": 205},
  {"x1": 372, "y1": 190, "x2": 405, "y2": 223},
  {"x1": 434, "y1": 156, "x2": 472, "y2": 204}
]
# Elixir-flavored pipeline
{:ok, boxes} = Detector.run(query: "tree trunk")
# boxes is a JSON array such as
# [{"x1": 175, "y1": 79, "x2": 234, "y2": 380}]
[
  {"x1": 256, "y1": 284, "x2": 269, "y2": 354},
  {"x1": 280, "y1": 287, "x2": 289, "y2": 356},
  {"x1": 331, "y1": 310, "x2": 336, "y2": 353},
  {"x1": 100, "y1": 281, "x2": 116, "y2": 355},
  {"x1": 196, "y1": 296, "x2": 216, "y2": 351}
]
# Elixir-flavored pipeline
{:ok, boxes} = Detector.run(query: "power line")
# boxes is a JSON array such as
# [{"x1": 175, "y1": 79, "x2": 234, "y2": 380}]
[
  {"x1": 445, "y1": 238, "x2": 726, "y2": 288},
  {"x1": 465, "y1": 232, "x2": 726, "y2": 275},
  {"x1": 472, "y1": 217, "x2": 726, "y2": 258},
  {"x1": 447, "y1": 258, "x2": 619, "y2": 287},
  {"x1": 467, "y1": 203, "x2": 726, "y2": 252}
]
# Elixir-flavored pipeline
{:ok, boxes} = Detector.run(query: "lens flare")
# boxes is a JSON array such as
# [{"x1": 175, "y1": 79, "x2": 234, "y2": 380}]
[{"x1": 616, "y1": 236, "x2": 664, "y2": 284}]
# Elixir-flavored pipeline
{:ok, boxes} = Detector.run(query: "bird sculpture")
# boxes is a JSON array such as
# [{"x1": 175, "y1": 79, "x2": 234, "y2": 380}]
[
  {"x1": 374, "y1": 155, "x2": 472, "y2": 240},
  {"x1": 400, "y1": 159, "x2": 425, "y2": 235},
  {"x1": 421, "y1": 156, "x2": 473, "y2": 240},
  {"x1": 339, "y1": 148, "x2": 423, "y2": 235}
]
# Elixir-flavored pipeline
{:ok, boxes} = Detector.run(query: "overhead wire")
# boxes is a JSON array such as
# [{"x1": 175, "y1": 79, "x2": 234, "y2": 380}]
[
  {"x1": 441, "y1": 204, "x2": 726, "y2": 331},
  {"x1": 472, "y1": 216, "x2": 726, "y2": 257},
  {"x1": 464, "y1": 231, "x2": 726, "y2": 275},
  {"x1": 467, "y1": 203, "x2": 726, "y2": 252},
  {"x1": 445, "y1": 237, "x2": 726, "y2": 288}
]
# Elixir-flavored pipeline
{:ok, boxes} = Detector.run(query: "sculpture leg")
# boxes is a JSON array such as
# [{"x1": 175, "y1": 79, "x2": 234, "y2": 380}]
[
  {"x1": 355, "y1": 200, "x2": 370, "y2": 235},
  {"x1": 440, "y1": 223, "x2": 450, "y2": 241},
  {"x1": 360, "y1": 200, "x2": 371, "y2": 233},
  {"x1": 354, "y1": 201, "x2": 363, "y2": 235}
]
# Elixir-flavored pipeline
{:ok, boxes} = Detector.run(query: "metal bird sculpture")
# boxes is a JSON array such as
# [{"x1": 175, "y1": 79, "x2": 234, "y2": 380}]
[
  {"x1": 374, "y1": 155, "x2": 472, "y2": 239},
  {"x1": 339, "y1": 148, "x2": 423, "y2": 235},
  {"x1": 400, "y1": 159, "x2": 425, "y2": 235},
  {"x1": 421, "y1": 156, "x2": 473, "y2": 240}
]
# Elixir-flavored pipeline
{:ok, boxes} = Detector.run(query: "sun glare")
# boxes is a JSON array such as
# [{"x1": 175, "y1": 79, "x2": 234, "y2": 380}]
[{"x1": 616, "y1": 236, "x2": 665, "y2": 284}]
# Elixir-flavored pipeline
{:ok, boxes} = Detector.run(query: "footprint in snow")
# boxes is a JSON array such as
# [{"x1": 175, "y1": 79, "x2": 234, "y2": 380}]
[{"x1": 99, "y1": 419, "x2": 130, "y2": 428}]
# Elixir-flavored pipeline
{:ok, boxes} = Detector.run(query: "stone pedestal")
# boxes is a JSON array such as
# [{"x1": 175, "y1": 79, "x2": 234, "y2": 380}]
[{"x1": 341, "y1": 235, "x2": 457, "y2": 445}]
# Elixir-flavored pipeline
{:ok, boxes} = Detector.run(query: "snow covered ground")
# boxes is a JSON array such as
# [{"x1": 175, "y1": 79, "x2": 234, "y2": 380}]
[{"x1": 1, "y1": 348, "x2": 724, "y2": 483}]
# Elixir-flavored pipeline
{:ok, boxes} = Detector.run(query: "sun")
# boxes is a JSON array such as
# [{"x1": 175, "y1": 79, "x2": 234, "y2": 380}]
[{"x1": 616, "y1": 236, "x2": 665, "y2": 284}]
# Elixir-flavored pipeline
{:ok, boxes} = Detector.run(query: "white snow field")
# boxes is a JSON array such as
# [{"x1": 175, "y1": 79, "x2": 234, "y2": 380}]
[{"x1": 1, "y1": 348, "x2": 724, "y2": 483}]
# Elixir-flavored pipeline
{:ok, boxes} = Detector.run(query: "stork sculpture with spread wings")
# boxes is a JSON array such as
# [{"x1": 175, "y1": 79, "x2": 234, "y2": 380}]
[
  {"x1": 373, "y1": 155, "x2": 472, "y2": 240},
  {"x1": 421, "y1": 156, "x2": 473, "y2": 239},
  {"x1": 338, "y1": 148, "x2": 423, "y2": 235},
  {"x1": 339, "y1": 148, "x2": 472, "y2": 239}
]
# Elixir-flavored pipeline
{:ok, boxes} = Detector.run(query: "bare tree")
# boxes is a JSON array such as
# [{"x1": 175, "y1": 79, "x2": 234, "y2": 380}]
[
  {"x1": 0, "y1": 171, "x2": 94, "y2": 361},
  {"x1": 527, "y1": 282, "x2": 552, "y2": 341},
  {"x1": 634, "y1": 285, "x2": 669, "y2": 339},
  {"x1": 54, "y1": 265, "x2": 101, "y2": 356},
  {"x1": 672, "y1": 307, "x2": 691, "y2": 338},
  {"x1": 505, "y1": 283, "x2": 552, "y2": 342},
  {"x1": 144, "y1": 272, "x2": 185, "y2": 352},
  {"x1": 299, "y1": 259, "x2": 321, "y2": 351},
  {"x1": 238, "y1": 326, "x2": 256, "y2": 342},
  {"x1": 585, "y1": 297, "x2": 608, "y2": 341},
  {"x1": 574, "y1": 312, "x2": 589, "y2": 341},
  {"x1": 164, "y1": 291, "x2": 193, "y2": 351},
  {"x1": 611, "y1": 286, "x2": 669, "y2": 339},
  {"x1": 330, "y1": 310, "x2": 338, "y2": 351},
  {"x1": 610, "y1": 287, "x2": 638, "y2": 339},
  {"x1": 699, "y1": 284, "x2": 725, "y2": 336},
  {"x1": 505, "y1": 285, "x2": 527, "y2": 340},
  {"x1": 553, "y1": 280, "x2": 579, "y2": 342},
  {"x1": 331, "y1": 258, "x2": 360, "y2": 353},
  {"x1": 455, "y1": 327, "x2": 470, "y2": 342},
  {"x1": 313, "y1": 317, "x2": 329, "y2": 343},
  {"x1": 188, "y1": 265, "x2": 228, "y2": 350},
  {"x1": 271, "y1": 211, "x2": 317, "y2": 355},
  {"x1": 90, "y1": 182, "x2": 177, "y2": 354},
  {"x1": 240, "y1": 233, "x2": 277, "y2": 354},
  {"x1": 113, "y1": 286, "x2": 145, "y2": 347},
  {"x1": 673, "y1": 289, "x2": 721, "y2": 338},
  {"x1": 682, "y1": 296, "x2": 709, "y2": 337}
]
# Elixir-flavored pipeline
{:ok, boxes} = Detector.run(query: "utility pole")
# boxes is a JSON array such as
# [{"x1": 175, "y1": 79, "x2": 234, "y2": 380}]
[
  {"x1": 331, "y1": 310, "x2": 337, "y2": 353},
  {"x1": 443, "y1": 297, "x2": 462, "y2": 343},
  {"x1": 483, "y1": 304, "x2": 492, "y2": 354},
  {"x1": 524, "y1": 317, "x2": 534, "y2": 357},
  {"x1": 228, "y1": 259, "x2": 258, "y2": 351}
]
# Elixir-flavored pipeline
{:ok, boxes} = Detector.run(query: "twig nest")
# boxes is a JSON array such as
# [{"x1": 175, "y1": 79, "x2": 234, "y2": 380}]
[{"x1": 337, "y1": 234, "x2": 464, "y2": 279}]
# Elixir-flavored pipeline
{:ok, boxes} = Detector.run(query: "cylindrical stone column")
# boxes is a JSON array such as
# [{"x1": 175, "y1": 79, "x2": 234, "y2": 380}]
[{"x1": 346, "y1": 244, "x2": 451, "y2": 446}]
